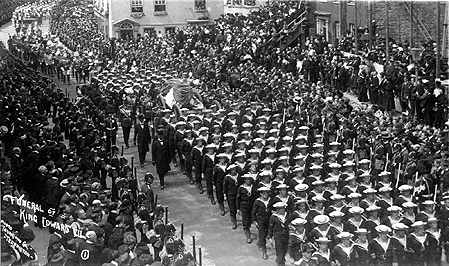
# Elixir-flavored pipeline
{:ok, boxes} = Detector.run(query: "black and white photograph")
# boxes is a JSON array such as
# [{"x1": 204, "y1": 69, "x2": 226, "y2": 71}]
[{"x1": 0, "y1": 0, "x2": 449, "y2": 265}]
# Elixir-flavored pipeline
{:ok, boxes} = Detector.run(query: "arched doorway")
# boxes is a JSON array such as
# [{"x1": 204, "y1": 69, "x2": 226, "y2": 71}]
[{"x1": 120, "y1": 22, "x2": 134, "y2": 40}]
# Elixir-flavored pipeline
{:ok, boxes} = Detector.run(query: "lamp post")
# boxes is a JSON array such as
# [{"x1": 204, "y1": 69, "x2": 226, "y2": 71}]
[{"x1": 410, "y1": 47, "x2": 422, "y2": 84}]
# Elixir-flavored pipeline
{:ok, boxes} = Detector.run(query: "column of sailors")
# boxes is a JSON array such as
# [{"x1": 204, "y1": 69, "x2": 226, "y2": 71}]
[{"x1": 159, "y1": 102, "x2": 449, "y2": 266}]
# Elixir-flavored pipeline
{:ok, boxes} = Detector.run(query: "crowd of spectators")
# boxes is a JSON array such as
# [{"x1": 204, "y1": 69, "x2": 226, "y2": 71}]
[
  {"x1": 1, "y1": 0, "x2": 449, "y2": 265},
  {"x1": 0, "y1": 0, "x2": 38, "y2": 26}
]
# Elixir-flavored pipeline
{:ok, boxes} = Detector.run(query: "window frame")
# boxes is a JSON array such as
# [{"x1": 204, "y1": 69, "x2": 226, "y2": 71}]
[
  {"x1": 154, "y1": 0, "x2": 167, "y2": 14},
  {"x1": 194, "y1": 0, "x2": 207, "y2": 12},
  {"x1": 130, "y1": 0, "x2": 143, "y2": 13}
]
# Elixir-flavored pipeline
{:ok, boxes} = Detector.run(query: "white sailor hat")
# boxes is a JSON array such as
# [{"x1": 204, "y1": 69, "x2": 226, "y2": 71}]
[
  {"x1": 343, "y1": 149, "x2": 355, "y2": 155},
  {"x1": 330, "y1": 194, "x2": 345, "y2": 201},
  {"x1": 261, "y1": 158, "x2": 272, "y2": 165},
  {"x1": 329, "y1": 211, "x2": 345, "y2": 218},
  {"x1": 345, "y1": 174, "x2": 356, "y2": 182},
  {"x1": 325, "y1": 177, "x2": 338, "y2": 183},
  {"x1": 266, "y1": 148, "x2": 277, "y2": 154},
  {"x1": 348, "y1": 206, "x2": 364, "y2": 214},
  {"x1": 282, "y1": 136, "x2": 293, "y2": 141},
  {"x1": 402, "y1": 201, "x2": 417, "y2": 208},
  {"x1": 276, "y1": 184, "x2": 288, "y2": 189},
  {"x1": 316, "y1": 237, "x2": 331, "y2": 243},
  {"x1": 337, "y1": 232, "x2": 353, "y2": 239},
  {"x1": 242, "y1": 173, "x2": 256, "y2": 180},
  {"x1": 387, "y1": 206, "x2": 402, "y2": 212},
  {"x1": 205, "y1": 144, "x2": 217, "y2": 149},
  {"x1": 363, "y1": 188, "x2": 377, "y2": 194},
  {"x1": 329, "y1": 163, "x2": 341, "y2": 169},
  {"x1": 294, "y1": 184, "x2": 309, "y2": 192},
  {"x1": 366, "y1": 205, "x2": 381, "y2": 212},
  {"x1": 375, "y1": 225, "x2": 392, "y2": 233},
  {"x1": 310, "y1": 165, "x2": 322, "y2": 170},
  {"x1": 227, "y1": 164, "x2": 238, "y2": 171},
  {"x1": 378, "y1": 171, "x2": 391, "y2": 177},
  {"x1": 313, "y1": 215, "x2": 330, "y2": 225},
  {"x1": 278, "y1": 155, "x2": 289, "y2": 161},
  {"x1": 291, "y1": 218, "x2": 307, "y2": 226},
  {"x1": 398, "y1": 185, "x2": 413, "y2": 191},
  {"x1": 392, "y1": 223, "x2": 408, "y2": 230},
  {"x1": 222, "y1": 143, "x2": 233, "y2": 148},
  {"x1": 359, "y1": 158, "x2": 371, "y2": 164},
  {"x1": 311, "y1": 153, "x2": 323, "y2": 158},
  {"x1": 354, "y1": 228, "x2": 368, "y2": 234},
  {"x1": 273, "y1": 202, "x2": 287, "y2": 209},
  {"x1": 422, "y1": 200, "x2": 434, "y2": 205},
  {"x1": 257, "y1": 186, "x2": 271, "y2": 192},
  {"x1": 348, "y1": 193, "x2": 362, "y2": 199},
  {"x1": 427, "y1": 217, "x2": 438, "y2": 223},
  {"x1": 411, "y1": 221, "x2": 426, "y2": 227},
  {"x1": 312, "y1": 180, "x2": 325, "y2": 186},
  {"x1": 378, "y1": 186, "x2": 393, "y2": 193}
]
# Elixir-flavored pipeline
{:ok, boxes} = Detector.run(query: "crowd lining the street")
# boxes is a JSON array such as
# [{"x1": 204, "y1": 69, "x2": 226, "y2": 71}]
[{"x1": 2, "y1": 0, "x2": 449, "y2": 266}]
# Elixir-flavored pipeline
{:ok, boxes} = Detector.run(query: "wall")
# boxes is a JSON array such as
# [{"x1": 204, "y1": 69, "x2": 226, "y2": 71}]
[{"x1": 372, "y1": 1, "x2": 444, "y2": 47}]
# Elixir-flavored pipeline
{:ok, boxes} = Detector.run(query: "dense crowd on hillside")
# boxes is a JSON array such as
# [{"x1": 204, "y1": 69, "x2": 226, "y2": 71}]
[
  {"x1": 0, "y1": 0, "x2": 38, "y2": 26},
  {"x1": 1, "y1": 0, "x2": 449, "y2": 265}
]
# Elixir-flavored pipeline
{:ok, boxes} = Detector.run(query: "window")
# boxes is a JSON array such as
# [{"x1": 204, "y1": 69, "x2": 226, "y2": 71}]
[
  {"x1": 335, "y1": 21, "x2": 341, "y2": 39},
  {"x1": 154, "y1": 0, "x2": 166, "y2": 12},
  {"x1": 316, "y1": 18, "x2": 329, "y2": 41},
  {"x1": 165, "y1": 27, "x2": 175, "y2": 36},
  {"x1": 244, "y1": 0, "x2": 256, "y2": 6},
  {"x1": 194, "y1": 0, "x2": 206, "y2": 11},
  {"x1": 144, "y1": 27, "x2": 156, "y2": 36},
  {"x1": 130, "y1": 0, "x2": 143, "y2": 13}
]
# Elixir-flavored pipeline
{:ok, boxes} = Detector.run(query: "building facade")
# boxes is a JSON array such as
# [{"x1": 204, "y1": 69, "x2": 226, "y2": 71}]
[
  {"x1": 305, "y1": 0, "x2": 369, "y2": 45},
  {"x1": 93, "y1": 0, "x2": 224, "y2": 39},
  {"x1": 224, "y1": 0, "x2": 265, "y2": 15}
]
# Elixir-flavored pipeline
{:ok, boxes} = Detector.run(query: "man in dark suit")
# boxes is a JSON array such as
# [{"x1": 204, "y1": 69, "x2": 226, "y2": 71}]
[
  {"x1": 121, "y1": 113, "x2": 132, "y2": 148},
  {"x1": 135, "y1": 116, "x2": 151, "y2": 167},
  {"x1": 152, "y1": 128, "x2": 170, "y2": 190}
]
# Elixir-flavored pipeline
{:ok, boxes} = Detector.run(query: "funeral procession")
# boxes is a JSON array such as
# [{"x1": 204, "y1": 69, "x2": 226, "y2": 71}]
[{"x1": 0, "y1": 0, "x2": 449, "y2": 265}]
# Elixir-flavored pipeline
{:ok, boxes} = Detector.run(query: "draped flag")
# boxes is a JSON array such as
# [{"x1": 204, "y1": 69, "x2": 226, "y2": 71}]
[{"x1": 163, "y1": 79, "x2": 203, "y2": 109}]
